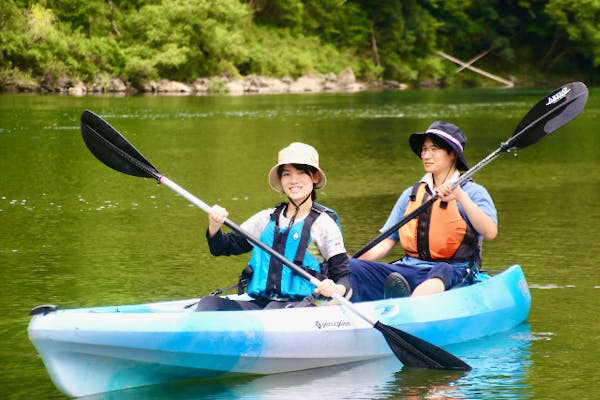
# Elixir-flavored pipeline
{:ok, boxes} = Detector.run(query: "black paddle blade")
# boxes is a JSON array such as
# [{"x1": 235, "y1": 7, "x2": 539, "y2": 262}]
[
  {"x1": 374, "y1": 321, "x2": 472, "y2": 371},
  {"x1": 508, "y1": 82, "x2": 588, "y2": 150},
  {"x1": 81, "y1": 110, "x2": 162, "y2": 181}
]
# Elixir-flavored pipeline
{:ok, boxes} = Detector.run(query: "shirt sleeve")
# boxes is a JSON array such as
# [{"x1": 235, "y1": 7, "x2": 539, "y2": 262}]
[
  {"x1": 311, "y1": 213, "x2": 350, "y2": 292},
  {"x1": 240, "y1": 208, "x2": 274, "y2": 238},
  {"x1": 461, "y1": 181, "x2": 498, "y2": 224},
  {"x1": 311, "y1": 213, "x2": 347, "y2": 260},
  {"x1": 206, "y1": 229, "x2": 253, "y2": 256},
  {"x1": 326, "y1": 253, "x2": 351, "y2": 293}
]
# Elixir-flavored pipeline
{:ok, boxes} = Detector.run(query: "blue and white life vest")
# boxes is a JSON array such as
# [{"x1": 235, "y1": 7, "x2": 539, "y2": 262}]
[{"x1": 246, "y1": 202, "x2": 339, "y2": 300}]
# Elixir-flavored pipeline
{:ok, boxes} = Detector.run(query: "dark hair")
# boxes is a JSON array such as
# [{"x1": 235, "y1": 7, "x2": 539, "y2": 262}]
[
  {"x1": 426, "y1": 134, "x2": 456, "y2": 159},
  {"x1": 277, "y1": 163, "x2": 318, "y2": 200}
]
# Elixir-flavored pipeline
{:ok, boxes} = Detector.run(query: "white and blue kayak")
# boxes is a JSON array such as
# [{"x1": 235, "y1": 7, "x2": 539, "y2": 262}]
[{"x1": 28, "y1": 264, "x2": 530, "y2": 398}]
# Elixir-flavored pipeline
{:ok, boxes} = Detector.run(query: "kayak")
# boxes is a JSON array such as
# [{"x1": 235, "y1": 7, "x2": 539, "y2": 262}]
[
  {"x1": 28, "y1": 264, "x2": 530, "y2": 398},
  {"x1": 65, "y1": 324, "x2": 534, "y2": 400}
]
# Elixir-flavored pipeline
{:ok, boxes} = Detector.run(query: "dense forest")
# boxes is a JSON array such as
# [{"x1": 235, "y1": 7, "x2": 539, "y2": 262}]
[{"x1": 1, "y1": 0, "x2": 598, "y2": 93}]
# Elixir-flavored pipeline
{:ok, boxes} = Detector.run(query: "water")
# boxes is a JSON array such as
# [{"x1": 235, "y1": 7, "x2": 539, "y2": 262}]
[{"x1": 1, "y1": 88, "x2": 598, "y2": 399}]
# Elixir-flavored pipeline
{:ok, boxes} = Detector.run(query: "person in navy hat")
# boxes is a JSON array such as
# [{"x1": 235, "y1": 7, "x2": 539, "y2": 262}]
[{"x1": 349, "y1": 121, "x2": 498, "y2": 300}]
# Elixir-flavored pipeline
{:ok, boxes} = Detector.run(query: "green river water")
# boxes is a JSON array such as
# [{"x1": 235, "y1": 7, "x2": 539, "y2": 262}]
[{"x1": 1, "y1": 87, "x2": 598, "y2": 399}]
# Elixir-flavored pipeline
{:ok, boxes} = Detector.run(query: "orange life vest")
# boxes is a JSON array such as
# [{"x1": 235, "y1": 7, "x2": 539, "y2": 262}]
[{"x1": 399, "y1": 182, "x2": 478, "y2": 262}]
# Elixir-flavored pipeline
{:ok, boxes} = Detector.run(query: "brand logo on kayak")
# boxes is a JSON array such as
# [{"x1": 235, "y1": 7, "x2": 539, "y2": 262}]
[
  {"x1": 546, "y1": 86, "x2": 570, "y2": 105},
  {"x1": 315, "y1": 320, "x2": 351, "y2": 329}
]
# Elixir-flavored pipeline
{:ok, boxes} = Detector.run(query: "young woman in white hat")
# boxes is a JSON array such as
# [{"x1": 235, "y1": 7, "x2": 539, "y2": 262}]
[
  {"x1": 350, "y1": 121, "x2": 498, "y2": 301},
  {"x1": 196, "y1": 142, "x2": 351, "y2": 311}
]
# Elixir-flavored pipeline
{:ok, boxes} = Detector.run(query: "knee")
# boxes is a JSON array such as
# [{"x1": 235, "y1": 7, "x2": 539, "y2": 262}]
[{"x1": 427, "y1": 262, "x2": 454, "y2": 290}]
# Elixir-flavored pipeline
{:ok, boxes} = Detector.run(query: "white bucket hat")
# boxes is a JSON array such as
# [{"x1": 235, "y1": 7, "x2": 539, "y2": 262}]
[{"x1": 268, "y1": 142, "x2": 327, "y2": 193}]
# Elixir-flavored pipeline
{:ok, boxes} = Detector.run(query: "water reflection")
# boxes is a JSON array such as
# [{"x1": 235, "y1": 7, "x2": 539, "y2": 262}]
[{"x1": 84, "y1": 324, "x2": 532, "y2": 400}]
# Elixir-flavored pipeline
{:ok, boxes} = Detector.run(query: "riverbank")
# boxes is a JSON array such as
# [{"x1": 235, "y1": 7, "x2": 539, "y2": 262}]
[{"x1": 2, "y1": 68, "x2": 410, "y2": 96}]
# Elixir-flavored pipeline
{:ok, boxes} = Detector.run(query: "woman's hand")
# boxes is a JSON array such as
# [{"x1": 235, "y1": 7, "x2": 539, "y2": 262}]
[
  {"x1": 207, "y1": 205, "x2": 228, "y2": 237},
  {"x1": 436, "y1": 182, "x2": 465, "y2": 202},
  {"x1": 436, "y1": 182, "x2": 497, "y2": 240},
  {"x1": 313, "y1": 279, "x2": 346, "y2": 298}
]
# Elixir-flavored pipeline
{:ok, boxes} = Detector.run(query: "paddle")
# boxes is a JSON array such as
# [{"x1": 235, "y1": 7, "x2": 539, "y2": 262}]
[
  {"x1": 80, "y1": 109, "x2": 472, "y2": 371},
  {"x1": 353, "y1": 81, "x2": 588, "y2": 258}
]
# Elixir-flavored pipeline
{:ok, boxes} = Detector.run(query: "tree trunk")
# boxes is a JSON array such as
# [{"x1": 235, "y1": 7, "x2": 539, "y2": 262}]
[
  {"x1": 106, "y1": 0, "x2": 120, "y2": 36},
  {"x1": 370, "y1": 23, "x2": 380, "y2": 67}
]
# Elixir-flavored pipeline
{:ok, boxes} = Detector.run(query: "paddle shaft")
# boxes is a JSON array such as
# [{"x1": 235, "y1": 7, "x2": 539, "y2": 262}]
[{"x1": 159, "y1": 176, "x2": 375, "y2": 325}]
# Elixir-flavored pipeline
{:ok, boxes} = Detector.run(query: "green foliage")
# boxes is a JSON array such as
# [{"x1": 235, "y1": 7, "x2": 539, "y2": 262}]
[
  {"x1": 45, "y1": 0, "x2": 112, "y2": 36},
  {"x1": 251, "y1": 0, "x2": 304, "y2": 33},
  {"x1": 122, "y1": 54, "x2": 158, "y2": 87},
  {"x1": 352, "y1": 0, "x2": 443, "y2": 82},
  {"x1": 121, "y1": 0, "x2": 252, "y2": 81},
  {"x1": 243, "y1": 26, "x2": 360, "y2": 78},
  {"x1": 208, "y1": 77, "x2": 228, "y2": 93},
  {"x1": 0, "y1": 0, "x2": 27, "y2": 79},
  {"x1": 0, "y1": 0, "x2": 598, "y2": 90},
  {"x1": 242, "y1": 27, "x2": 312, "y2": 77},
  {"x1": 0, "y1": 64, "x2": 36, "y2": 91},
  {"x1": 544, "y1": 0, "x2": 600, "y2": 67}
]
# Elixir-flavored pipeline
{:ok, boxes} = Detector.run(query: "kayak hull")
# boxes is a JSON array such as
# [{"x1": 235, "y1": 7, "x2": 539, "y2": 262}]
[{"x1": 28, "y1": 264, "x2": 530, "y2": 397}]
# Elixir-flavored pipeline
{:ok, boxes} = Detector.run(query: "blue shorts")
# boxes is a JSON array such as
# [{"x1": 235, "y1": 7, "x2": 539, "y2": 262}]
[{"x1": 349, "y1": 259, "x2": 471, "y2": 302}]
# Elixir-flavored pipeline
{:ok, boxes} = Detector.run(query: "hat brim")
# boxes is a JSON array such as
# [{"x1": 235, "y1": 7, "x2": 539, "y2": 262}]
[{"x1": 409, "y1": 132, "x2": 469, "y2": 171}]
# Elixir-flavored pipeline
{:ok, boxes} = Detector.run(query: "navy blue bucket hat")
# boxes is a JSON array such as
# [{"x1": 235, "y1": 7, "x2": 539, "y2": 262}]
[{"x1": 409, "y1": 121, "x2": 469, "y2": 171}]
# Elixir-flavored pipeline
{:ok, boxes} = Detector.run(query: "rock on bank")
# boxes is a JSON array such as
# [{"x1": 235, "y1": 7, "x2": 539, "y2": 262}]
[{"x1": 4, "y1": 68, "x2": 408, "y2": 95}]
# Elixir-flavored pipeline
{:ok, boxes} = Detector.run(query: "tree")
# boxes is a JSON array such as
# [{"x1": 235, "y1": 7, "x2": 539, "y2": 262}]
[
  {"x1": 120, "y1": 0, "x2": 253, "y2": 84},
  {"x1": 544, "y1": 0, "x2": 600, "y2": 69},
  {"x1": 250, "y1": 0, "x2": 304, "y2": 33}
]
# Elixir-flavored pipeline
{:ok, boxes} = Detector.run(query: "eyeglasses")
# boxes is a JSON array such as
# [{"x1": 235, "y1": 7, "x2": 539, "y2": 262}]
[{"x1": 420, "y1": 146, "x2": 441, "y2": 156}]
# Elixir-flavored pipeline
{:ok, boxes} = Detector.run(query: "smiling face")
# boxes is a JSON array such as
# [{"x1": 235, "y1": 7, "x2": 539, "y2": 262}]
[
  {"x1": 420, "y1": 137, "x2": 457, "y2": 175},
  {"x1": 279, "y1": 164, "x2": 319, "y2": 203}
]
